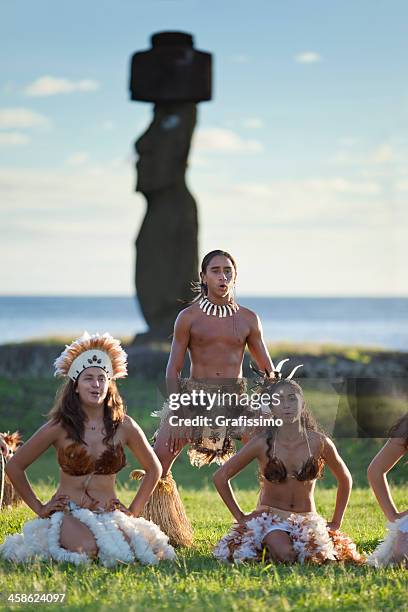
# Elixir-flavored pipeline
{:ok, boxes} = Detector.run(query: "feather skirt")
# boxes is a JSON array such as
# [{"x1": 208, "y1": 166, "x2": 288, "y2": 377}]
[
  {"x1": 214, "y1": 509, "x2": 365, "y2": 565},
  {"x1": 0, "y1": 503, "x2": 176, "y2": 567},
  {"x1": 367, "y1": 514, "x2": 408, "y2": 567}
]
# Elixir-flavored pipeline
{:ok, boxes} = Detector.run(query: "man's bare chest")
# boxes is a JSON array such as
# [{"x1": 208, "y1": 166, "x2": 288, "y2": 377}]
[{"x1": 189, "y1": 315, "x2": 249, "y2": 348}]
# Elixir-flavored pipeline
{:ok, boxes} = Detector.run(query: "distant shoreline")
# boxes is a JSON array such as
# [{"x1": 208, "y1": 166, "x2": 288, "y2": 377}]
[
  {"x1": 0, "y1": 339, "x2": 406, "y2": 379},
  {"x1": 1, "y1": 295, "x2": 407, "y2": 350}
]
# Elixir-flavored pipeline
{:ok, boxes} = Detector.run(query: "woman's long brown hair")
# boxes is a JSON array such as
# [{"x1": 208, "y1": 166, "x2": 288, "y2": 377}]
[
  {"x1": 263, "y1": 380, "x2": 325, "y2": 483},
  {"x1": 48, "y1": 378, "x2": 126, "y2": 446}
]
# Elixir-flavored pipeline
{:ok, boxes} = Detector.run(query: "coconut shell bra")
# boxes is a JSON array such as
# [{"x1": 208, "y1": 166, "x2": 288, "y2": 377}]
[
  {"x1": 57, "y1": 442, "x2": 126, "y2": 476},
  {"x1": 265, "y1": 429, "x2": 325, "y2": 483}
]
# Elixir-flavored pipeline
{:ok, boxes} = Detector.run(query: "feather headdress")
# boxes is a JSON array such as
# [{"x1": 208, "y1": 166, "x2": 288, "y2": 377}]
[{"x1": 54, "y1": 332, "x2": 128, "y2": 381}]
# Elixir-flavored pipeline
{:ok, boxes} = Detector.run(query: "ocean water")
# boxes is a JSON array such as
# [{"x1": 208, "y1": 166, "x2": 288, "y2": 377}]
[{"x1": 0, "y1": 296, "x2": 407, "y2": 351}]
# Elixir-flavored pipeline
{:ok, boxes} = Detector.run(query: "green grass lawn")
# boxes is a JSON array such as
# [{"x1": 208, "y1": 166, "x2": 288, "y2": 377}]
[{"x1": 0, "y1": 377, "x2": 407, "y2": 611}]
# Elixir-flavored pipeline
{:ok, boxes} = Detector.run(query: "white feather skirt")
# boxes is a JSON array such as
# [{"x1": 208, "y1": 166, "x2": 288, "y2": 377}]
[
  {"x1": 367, "y1": 514, "x2": 408, "y2": 567},
  {"x1": 0, "y1": 504, "x2": 176, "y2": 567}
]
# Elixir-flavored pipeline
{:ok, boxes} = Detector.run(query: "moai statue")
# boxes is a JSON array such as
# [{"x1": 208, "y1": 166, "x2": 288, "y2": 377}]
[{"x1": 130, "y1": 31, "x2": 212, "y2": 343}]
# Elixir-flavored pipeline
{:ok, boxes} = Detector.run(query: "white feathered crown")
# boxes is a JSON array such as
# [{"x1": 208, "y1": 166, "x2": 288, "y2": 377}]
[{"x1": 54, "y1": 332, "x2": 128, "y2": 381}]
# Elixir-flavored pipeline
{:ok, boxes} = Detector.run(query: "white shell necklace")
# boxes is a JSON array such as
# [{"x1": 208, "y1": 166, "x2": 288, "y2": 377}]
[{"x1": 199, "y1": 297, "x2": 239, "y2": 318}]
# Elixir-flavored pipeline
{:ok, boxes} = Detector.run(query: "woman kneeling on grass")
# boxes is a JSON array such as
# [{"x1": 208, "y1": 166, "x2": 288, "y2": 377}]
[
  {"x1": 0, "y1": 332, "x2": 176, "y2": 567},
  {"x1": 367, "y1": 413, "x2": 408, "y2": 567},
  {"x1": 213, "y1": 374, "x2": 364, "y2": 565}
]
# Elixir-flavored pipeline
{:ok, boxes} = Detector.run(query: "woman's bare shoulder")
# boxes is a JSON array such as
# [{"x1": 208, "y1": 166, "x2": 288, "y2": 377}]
[
  {"x1": 38, "y1": 420, "x2": 68, "y2": 445},
  {"x1": 119, "y1": 415, "x2": 145, "y2": 437},
  {"x1": 308, "y1": 430, "x2": 327, "y2": 443},
  {"x1": 307, "y1": 430, "x2": 331, "y2": 454},
  {"x1": 35, "y1": 419, "x2": 65, "y2": 438},
  {"x1": 249, "y1": 431, "x2": 270, "y2": 453}
]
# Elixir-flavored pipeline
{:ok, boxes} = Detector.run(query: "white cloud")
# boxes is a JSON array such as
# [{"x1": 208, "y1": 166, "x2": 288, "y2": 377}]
[
  {"x1": 190, "y1": 170, "x2": 403, "y2": 237},
  {"x1": 0, "y1": 162, "x2": 144, "y2": 294},
  {"x1": 230, "y1": 177, "x2": 381, "y2": 201},
  {"x1": 101, "y1": 120, "x2": 115, "y2": 131},
  {"x1": 192, "y1": 127, "x2": 263, "y2": 154},
  {"x1": 330, "y1": 142, "x2": 398, "y2": 167},
  {"x1": 24, "y1": 76, "x2": 100, "y2": 97},
  {"x1": 65, "y1": 152, "x2": 91, "y2": 166},
  {"x1": 2, "y1": 82, "x2": 16, "y2": 94},
  {"x1": 306, "y1": 177, "x2": 380, "y2": 195},
  {"x1": 370, "y1": 143, "x2": 393, "y2": 164},
  {"x1": 195, "y1": 177, "x2": 406, "y2": 296},
  {"x1": 396, "y1": 180, "x2": 408, "y2": 192},
  {"x1": 243, "y1": 118, "x2": 263, "y2": 129},
  {"x1": 0, "y1": 107, "x2": 50, "y2": 129},
  {"x1": 0, "y1": 132, "x2": 30, "y2": 146},
  {"x1": 338, "y1": 137, "x2": 357, "y2": 147},
  {"x1": 200, "y1": 224, "x2": 406, "y2": 296},
  {"x1": 294, "y1": 52, "x2": 322, "y2": 64},
  {"x1": 229, "y1": 54, "x2": 250, "y2": 64},
  {"x1": 329, "y1": 151, "x2": 355, "y2": 165},
  {"x1": 0, "y1": 163, "x2": 406, "y2": 295},
  {"x1": 0, "y1": 162, "x2": 139, "y2": 215}
]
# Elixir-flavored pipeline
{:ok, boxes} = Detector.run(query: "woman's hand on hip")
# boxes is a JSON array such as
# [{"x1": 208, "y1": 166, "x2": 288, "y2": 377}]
[{"x1": 38, "y1": 494, "x2": 69, "y2": 518}]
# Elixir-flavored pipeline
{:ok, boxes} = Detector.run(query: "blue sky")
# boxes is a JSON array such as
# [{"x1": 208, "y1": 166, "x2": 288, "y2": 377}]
[{"x1": 1, "y1": 0, "x2": 407, "y2": 295}]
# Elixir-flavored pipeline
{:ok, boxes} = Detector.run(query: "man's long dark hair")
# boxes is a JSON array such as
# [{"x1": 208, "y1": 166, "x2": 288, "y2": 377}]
[{"x1": 189, "y1": 249, "x2": 237, "y2": 304}]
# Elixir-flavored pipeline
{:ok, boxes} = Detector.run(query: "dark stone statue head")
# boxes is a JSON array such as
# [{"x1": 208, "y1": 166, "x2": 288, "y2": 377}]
[{"x1": 130, "y1": 31, "x2": 212, "y2": 103}]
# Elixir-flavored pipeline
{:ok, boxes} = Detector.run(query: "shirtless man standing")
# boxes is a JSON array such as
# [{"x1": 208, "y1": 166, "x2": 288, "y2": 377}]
[{"x1": 134, "y1": 250, "x2": 275, "y2": 546}]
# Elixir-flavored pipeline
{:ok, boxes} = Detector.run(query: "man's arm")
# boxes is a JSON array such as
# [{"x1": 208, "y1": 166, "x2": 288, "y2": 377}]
[
  {"x1": 165, "y1": 308, "x2": 192, "y2": 395},
  {"x1": 164, "y1": 308, "x2": 193, "y2": 453},
  {"x1": 246, "y1": 311, "x2": 275, "y2": 375}
]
